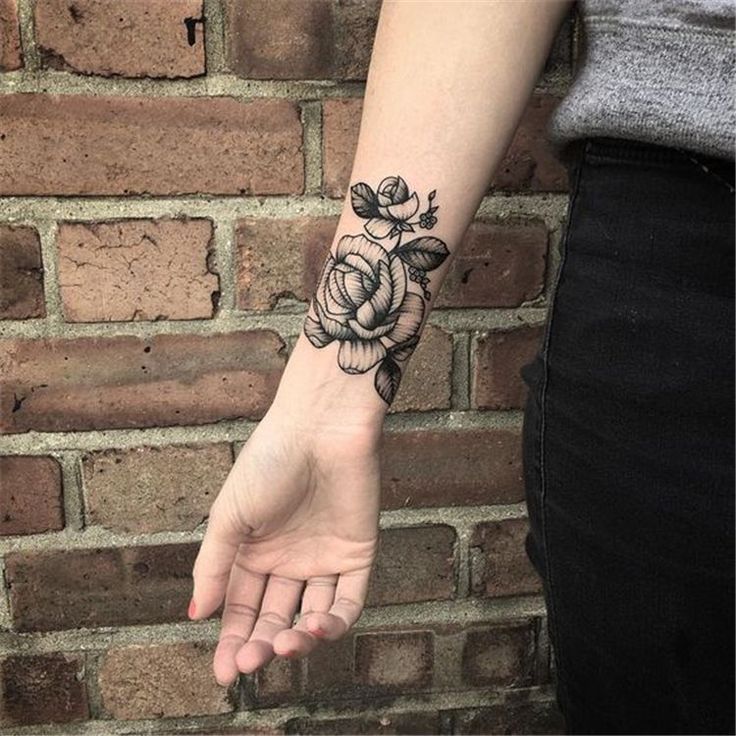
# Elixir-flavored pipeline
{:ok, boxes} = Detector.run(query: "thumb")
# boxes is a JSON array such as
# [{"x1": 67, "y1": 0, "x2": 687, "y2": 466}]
[{"x1": 190, "y1": 498, "x2": 250, "y2": 620}]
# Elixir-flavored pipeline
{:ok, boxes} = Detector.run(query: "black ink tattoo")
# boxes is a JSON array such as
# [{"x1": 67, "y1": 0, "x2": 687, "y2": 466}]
[{"x1": 303, "y1": 175, "x2": 449, "y2": 405}]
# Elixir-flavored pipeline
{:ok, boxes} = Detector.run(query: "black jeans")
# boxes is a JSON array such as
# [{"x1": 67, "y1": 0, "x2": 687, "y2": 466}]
[{"x1": 521, "y1": 136, "x2": 735, "y2": 734}]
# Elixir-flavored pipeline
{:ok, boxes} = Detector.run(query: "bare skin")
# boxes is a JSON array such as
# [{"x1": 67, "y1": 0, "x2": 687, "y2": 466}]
[{"x1": 189, "y1": 0, "x2": 575, "y2": 686}]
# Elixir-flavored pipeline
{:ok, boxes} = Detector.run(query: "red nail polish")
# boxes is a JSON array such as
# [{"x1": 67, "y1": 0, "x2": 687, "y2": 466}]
[{"x1": 188, "y1": 598, "x2": 196, "y2": 619}]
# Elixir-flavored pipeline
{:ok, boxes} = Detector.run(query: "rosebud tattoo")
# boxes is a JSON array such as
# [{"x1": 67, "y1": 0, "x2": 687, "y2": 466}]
[{"x1": 303, "y1": 176, "x2": 449, "y2": 405}]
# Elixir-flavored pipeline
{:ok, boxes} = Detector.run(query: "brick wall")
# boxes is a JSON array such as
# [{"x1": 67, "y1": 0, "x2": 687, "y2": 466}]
[{"x1": 0, "y1": 1, "x2": 578, "y2": 733}]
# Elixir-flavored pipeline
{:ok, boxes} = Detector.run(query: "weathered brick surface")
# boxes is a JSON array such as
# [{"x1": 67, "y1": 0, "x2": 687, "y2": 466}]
[
  {"x1": 490, "y1": 94, "x2": 568, "y2": 192},
  {"x1": 461, "y1": 622, "x2": 535, "y2": 687},
  {"x1": 354, "y1": 630, "x2": 433, "y2": 692},
  {"x1": 236, "y1": 216, "x2": 336, "y2": 310},
  {"x1": 0, "y1": 653, "x2": 88, "y2": 726},
  {"x1": 323, "y1": 94, "x2": 568, "y2": 198},
  {"x1": 0, "y1": 0, "x2": 22, "y2": 70},
  {"x1": 57, "y1": 218, "x2": 218, "y2": 322},
  {"x1": 0, "y1": 95, "x2": 304, "y2": 196},
  {"x1": 236, "y1": 215, "x2": 545, "y2": 311},
  {"x1": 0, "y1": 455, "x2": 64, "y2": 535},
  {"x1": 83, "y1": 444, "x2": 232, "y2": 533},
  {"x1": 436, "y1": 220, "x2": 548, "y2": 308},
  {"x1": 389, "y1": 325, "x2": 452, "y2": 413},
  {"x1": 5, "y1": 542, "x2": 196, "y2": 631},
  {"x1": 0, "y1": 224, "x2": 45, "y2": 319},
  {"x1": 227, "y1": 0, "x2": 378, "y2": 81},
  {"x1": 381, "y1": 428, "x2": 524, "y2": 509},
  {"x1": 256, "y1": 655, "x2": 303, "y2": 706},
  {"x1": 322, "y1": 98, "x2": 363, "y2": 198},
  {"x1": 35, "y1": 0, "x2": 205, "y2": 78},
  {"x1": 367, "y1": 526, "x2": 455, "y2": 605},
  {"x1": 472, "y1": 325, "x2": 544, "y2": 410},
  {"x1": 470, "y1": 518, "x2": 543, "y2": 598},
  {"x1": 99, "y1": 642, "x2": 233, "y2": 719},
  {"x1": 0, "y1": 331, "x2": 285, "y2": 433}
]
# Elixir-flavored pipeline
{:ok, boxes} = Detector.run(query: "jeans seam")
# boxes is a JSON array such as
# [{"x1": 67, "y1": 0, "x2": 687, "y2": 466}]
[{"x1": 538, "y1": 139, "x2": 588, "y2": 701}]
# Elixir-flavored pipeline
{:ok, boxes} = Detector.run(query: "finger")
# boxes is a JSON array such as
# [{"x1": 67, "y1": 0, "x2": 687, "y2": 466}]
[
  {"x1": 272, "y1": 574, "x2": 338, "y2": 658},
  {"x1": 190, "y1": 499, "x2": 251, "y2": 620},
  {"x1": 302, "y1": 566, "x2": 372, "y2": 642},
  {"x1": 235, "y1": 574, "x2": 305, "y2": 674},
  {"x1": 213, "y1": 550, "x2": 267, "y2": 687}
]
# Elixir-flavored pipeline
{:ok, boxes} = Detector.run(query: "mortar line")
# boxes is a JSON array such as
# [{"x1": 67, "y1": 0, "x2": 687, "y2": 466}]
[
  {"x1": 210, "y1": 217, "x2": 237, "y2": 314},
  {"x1": 37, "y1": 220, "x2": 63, "y2": 323},
  {"x1": 300, "y1": 100, "x2": 323, "y2": 195},
  {"x1": 0, "y1": 192, "x2": 569, "y2": 225},
  {"x1": 14, "y1": 0, "x2": 39, "y2": 72},
  {"x1": 0, "y1": 410, "x2": 525, "y2": 455},
  {"x1": 450, "y1": 332, "x2": 471, "y2": 411},
  {"x1": 58, "y1": 450, "x2": 85, "y2": 533},
  {"x1": 0, "y1": 72, "x2": 568, "y2": 100},
  {"x1": 0, "y1": 501, "x2": 527, "y2": 555},
  {"x1": 0, "y1": 594, "x2": 547, "y2": 656},
  {"x1": 0, "y1": 557, "x2": 11, "y2": 631},
  {"x1": 202, "y1": 0, "x2": 227, "y2": 75},
  {"x1": 0, "y1": 306, "x2": 549, "y2": 341}
]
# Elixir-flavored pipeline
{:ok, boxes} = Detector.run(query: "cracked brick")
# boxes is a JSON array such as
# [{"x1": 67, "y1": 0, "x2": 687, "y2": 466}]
[
  {"x1": 34, "y1": 0, "x2": 205, "y2": 79},
  {"x1": 57, "y1": 218, "x2": 219, "y2": 322}
]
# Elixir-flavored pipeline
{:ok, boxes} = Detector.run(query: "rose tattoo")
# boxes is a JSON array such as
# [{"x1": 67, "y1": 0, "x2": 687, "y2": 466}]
[{"x1": 304, "y1": 176, "x2": 449, "y2": 405}]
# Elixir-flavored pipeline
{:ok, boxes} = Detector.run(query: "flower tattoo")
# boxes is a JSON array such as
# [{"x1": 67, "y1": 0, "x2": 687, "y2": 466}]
[{"x1": 303, "y1": 176, "x2": 449, "y2": 405}]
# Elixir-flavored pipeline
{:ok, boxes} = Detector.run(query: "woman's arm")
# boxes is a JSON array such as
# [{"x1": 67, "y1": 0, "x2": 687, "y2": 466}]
[
  {"x1": 270, "y1": 0, "x2": 573, "y2": 432},
  {"x1": 191, "y1": 0, "x2": 574, "y2": 684}
]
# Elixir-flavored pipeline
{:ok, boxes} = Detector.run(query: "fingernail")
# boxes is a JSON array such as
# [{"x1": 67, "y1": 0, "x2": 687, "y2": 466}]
[
  {"x1": 284, "y1": 649, "x2": 297, "y2": 657},
  {"x1": 188, "y1": 598, "x2": 196, "y2": 619},
  {"x1": 309, "y1": 626, "x2": 326, "y2": 637}
]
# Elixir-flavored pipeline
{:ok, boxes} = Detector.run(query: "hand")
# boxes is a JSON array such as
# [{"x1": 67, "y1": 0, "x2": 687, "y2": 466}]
[{"x1": 188, "y1": 404, "x2": 381, "y2": 686}]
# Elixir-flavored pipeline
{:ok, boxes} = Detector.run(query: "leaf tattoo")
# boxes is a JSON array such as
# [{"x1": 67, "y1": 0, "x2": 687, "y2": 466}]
[{"x1": 304, "y1": 176, "x2": 449, "y2": 405}]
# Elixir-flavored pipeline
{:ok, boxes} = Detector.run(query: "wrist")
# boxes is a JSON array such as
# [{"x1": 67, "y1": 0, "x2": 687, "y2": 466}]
[{"x1": 266, "y1": 332, "x2": 387, "y2": 445}]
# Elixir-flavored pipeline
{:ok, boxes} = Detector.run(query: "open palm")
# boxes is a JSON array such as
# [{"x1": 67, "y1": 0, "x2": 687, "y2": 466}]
[{"x1": 190, "y1": 410, "x2": 381, "y2": 686}]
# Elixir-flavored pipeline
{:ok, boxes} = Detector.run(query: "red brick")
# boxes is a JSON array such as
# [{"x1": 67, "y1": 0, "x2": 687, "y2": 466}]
[
  {"x1": 470, "y1": 518, "x2": 543, "y2": 598},
  {"x1": 35, "y1": 0, "x2": 205, "y2": 78},
  {"x1": 0, "y1": 456, "x2": 64, "y2": 535},
  {"x1": 491, "y1": 94, "x2": 568, "y2": 192},
  {"x1": 286, "y1": 711, "x2": 441, "y2": 735},
  {"x1": 58, "y1": 218, "x2": 218, "y2": 322},
  {"x1": 323, "y1": 94, "x2": 567, "y2": 197},
  {"x1": 304, "y1": 633, "x2": 354, "y2": 697},
  {"x1": 0, "y1": 0, "x2": 22, "y2": 70},
  {"x1": 389, "y1": 325, "x2": 452, "y2": 413},
  {"x1": 355, "y1": 630, "x2": 433, "y2": 692},
  {"x1": 0, "y1": 331, "x2": 285, "y2": 434},
  {"x1": 461, "y1": 622, "x2": 535, "y2": 687},
  {"x1": 236, "y1": 216, "x2": 336, "y2": 310},
  {"x1": 99, "y1": 642, "x2": 234, "y2": 719},
  {"x1": 5, "y1": 542, "x2": 197, "y2": 631},
  {"x1": 453, "y1": 698, "x2": 565, "y2": 735},
  {"x1": 83, "y1": 444, "x2": 232, "y2": 533},
  {"x1": 472, "y1": 325, "x2": 544, "y2": 410},
  {"x1": 381, "y1": 428, "x2": 524, "y2": 510},
  {"x1": 322, "y1": 98, "x2": 362, "y2": 198},
  {"x1": 367, "y1": 526, "x2": 455, "y2": 606},
  {"x1": 0, "y1": 224, "x2": 44, "y2": 319},
  {"x1": 0, "y1": 95, "x2": 303, "y2": 196},
  {"x1": 0, "y1": 653, "x2": 88, "y2": 726},
  {"x1": 436, "y1": 219, "x2": 548, "y2": 308},
  {"x1": 226, "y1": 0, "x2": 378, "y2": 81},
  {"x1": 255, "y1": 655, "x2": 302, "y2": 705}
]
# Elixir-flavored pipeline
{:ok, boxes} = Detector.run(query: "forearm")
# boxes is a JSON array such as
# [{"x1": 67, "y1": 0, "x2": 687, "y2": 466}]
[{"x1": 270, "y1": 0, "x2": 573, "y2": 432}]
